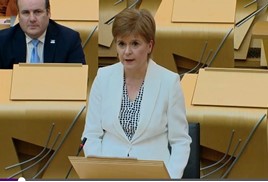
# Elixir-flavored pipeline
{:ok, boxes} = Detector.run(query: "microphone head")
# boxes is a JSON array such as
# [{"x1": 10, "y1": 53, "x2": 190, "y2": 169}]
[
  {"x1": 82, "y1": 137, "x2": 87, "y2": 145},
  {"x1": 78, "y1": 137, "x2": 87, "y2": 152}
]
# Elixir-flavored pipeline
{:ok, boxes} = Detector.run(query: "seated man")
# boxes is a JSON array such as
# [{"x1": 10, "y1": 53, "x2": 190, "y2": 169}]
[{"x1": 0, "y1": 0, "x2": 86, "y2": 69}]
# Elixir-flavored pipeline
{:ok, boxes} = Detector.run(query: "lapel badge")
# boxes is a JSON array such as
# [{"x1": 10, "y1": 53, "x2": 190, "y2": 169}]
[{"x1": 50, "y1": 40, "x2": 56, "y2": 44}]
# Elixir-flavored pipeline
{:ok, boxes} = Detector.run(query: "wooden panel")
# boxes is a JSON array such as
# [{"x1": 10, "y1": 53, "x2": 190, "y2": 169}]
[
  {"x1": 50, "y1": 0, "x2": 98, "y2": 21},
  {"x1": 10, "y1": 64, "x2": 88, "y2": 101},
  {"x1": 192, "y1": 68, "x2": 268, "y2": 108},
  {"x1": 181, "y1": 73, "x2": 268, "y2": 179},
  {"x1": 0, "y1": 70, "x2": 86, "y2": 179},
  {"x1": 172, "y1": 0, "x2": 236, "y2": 23},
  {"x1": 252, "y1": 21, "x2": 268, "y2": 39}
]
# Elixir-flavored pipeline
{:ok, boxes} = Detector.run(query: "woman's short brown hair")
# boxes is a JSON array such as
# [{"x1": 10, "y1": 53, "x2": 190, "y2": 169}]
[{"x1": 112, "y1": 8, "x2": 155, "y2": 44}]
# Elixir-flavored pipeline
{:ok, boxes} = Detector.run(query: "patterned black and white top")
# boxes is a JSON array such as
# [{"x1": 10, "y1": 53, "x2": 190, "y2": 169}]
[{"x1": 119, "y1": 79, "x2": 145, "y2": 141}]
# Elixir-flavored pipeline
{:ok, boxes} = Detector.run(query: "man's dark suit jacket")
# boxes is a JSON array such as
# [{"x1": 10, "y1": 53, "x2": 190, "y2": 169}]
[{"x1": 0, "y1": 19, "x2": 86, "y2": 69}]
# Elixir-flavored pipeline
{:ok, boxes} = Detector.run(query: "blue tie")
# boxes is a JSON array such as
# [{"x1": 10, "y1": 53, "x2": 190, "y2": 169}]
[{"x1": 31, "y1": 39, "x2": 40, "y2": 63}]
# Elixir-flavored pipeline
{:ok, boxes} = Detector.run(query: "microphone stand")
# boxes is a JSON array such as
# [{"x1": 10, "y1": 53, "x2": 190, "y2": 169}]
[{"x1": 65, "y1": 137, "x2": 87, "y2": 179}]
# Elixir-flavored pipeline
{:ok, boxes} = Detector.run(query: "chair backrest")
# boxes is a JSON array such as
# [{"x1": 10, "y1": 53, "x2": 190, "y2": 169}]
[{"x1": 182, "y1": 122, "x2": 200, "y2": 179}]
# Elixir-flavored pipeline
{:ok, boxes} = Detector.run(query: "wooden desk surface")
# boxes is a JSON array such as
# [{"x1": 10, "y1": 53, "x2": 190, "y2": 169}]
[
  {"x1": 0, "y1": 70, "x2": 86, "y2": 179},
  {"x1": 181, "y1": 73, "x2": 268, "y2": 179}
]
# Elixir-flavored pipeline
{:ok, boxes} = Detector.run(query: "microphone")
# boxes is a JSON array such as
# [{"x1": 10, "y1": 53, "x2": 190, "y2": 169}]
[
  {"x1": 65, "y1": 137, "x2": 87, "y2": 179},
  {"x1": 77, "y1": 137, "x2": 87, "y2": 154}
]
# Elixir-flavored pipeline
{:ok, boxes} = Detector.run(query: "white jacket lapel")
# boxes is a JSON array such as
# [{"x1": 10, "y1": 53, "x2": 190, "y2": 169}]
[
  {"x1": 132, "y1": 60, "x2": 161, "y2": 142},
  {"x1": 104, "y1": 63, "x2": 130, "y2": 141}
]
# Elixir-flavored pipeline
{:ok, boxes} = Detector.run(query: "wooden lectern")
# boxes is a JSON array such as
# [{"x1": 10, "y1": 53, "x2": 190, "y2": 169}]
[{"x1": 68, "y1": 156, "x2": 170, "y2": 179}]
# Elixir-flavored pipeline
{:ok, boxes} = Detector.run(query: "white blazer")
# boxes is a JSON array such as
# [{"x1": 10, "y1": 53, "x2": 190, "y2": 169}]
[{"x1": 82, "y1": 60, "x2": 192, "y2": 178}]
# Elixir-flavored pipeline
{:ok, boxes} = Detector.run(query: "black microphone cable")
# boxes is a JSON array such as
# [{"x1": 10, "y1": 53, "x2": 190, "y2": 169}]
[{"x1": 65, "y1": 137, "x2": 87, "y2": 179}]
